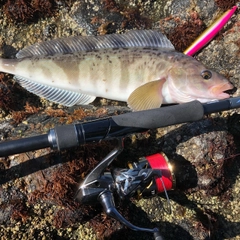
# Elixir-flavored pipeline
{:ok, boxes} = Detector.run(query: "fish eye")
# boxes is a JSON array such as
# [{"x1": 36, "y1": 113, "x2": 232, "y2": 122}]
[{"x1": 201, "y1": 70, "x2": 212, "y2": 80}]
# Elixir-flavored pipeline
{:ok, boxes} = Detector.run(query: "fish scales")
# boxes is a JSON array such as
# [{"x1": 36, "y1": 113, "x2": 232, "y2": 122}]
[
  {"x1": 0, "y1": 48, "x2": 170, "y2": 100},
  {"x1": 0, "y1": 30, "x2": 234, "y2": 111}
]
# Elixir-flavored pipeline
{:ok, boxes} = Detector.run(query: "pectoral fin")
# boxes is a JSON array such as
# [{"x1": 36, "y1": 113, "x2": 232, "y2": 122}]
[{"x1": 127, "y1": 80, "x2": 165, "y2": 111}]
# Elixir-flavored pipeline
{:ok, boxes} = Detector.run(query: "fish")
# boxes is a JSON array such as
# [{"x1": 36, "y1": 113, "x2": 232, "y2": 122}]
[{"x1": 0, "y1": 30, "x2": 234, "y2": 111}]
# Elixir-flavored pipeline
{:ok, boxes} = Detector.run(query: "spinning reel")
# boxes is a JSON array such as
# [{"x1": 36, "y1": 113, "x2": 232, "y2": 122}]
[
  {"x1": 75, "y1": 139, "x2": 175, "y2": 239},
  {"x1": 0, "y1": 98, "x2": 239, "y2": 239}
]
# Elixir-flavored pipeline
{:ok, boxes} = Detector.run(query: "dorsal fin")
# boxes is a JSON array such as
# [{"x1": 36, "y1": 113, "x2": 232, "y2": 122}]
[{"x1": 16, "y1": 30, "x2": 175, "y2": 59}]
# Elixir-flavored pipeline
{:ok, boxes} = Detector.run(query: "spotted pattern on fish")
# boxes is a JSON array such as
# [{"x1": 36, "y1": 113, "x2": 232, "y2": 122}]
[{"x1": 0, "y1": 30, "x2": 234, "y2": 111}]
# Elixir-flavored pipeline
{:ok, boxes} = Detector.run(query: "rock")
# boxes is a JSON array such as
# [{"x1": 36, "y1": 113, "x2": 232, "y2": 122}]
[{"x1": 0, "y1": 0, "x2": 239, "y2": 239}]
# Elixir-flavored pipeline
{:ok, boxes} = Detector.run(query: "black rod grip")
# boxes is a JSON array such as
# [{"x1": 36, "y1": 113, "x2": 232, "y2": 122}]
[
  {"x1": 0, "y1": 101, "x2": 204, "y2": 156},
  {"x1": 0, "y1": 134, "x2": 49, "y2": 157},
  {"x1": 112, "y1": 101, "x2": 204, "y2": 129}
]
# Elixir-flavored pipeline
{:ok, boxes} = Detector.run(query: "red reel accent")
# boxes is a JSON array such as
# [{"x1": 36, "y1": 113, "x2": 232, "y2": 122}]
[{"x1": 146, "y1": 153, "x2": 174, "y2": 192}]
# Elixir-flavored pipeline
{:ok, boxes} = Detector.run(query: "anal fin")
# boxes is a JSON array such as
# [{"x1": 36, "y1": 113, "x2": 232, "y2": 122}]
[
  {"x1": 15, "y1": 76, "x2": 96, "y2": 107},
  {"x1": 127, "y1": 80, "x2": 165, "y2": 111}
]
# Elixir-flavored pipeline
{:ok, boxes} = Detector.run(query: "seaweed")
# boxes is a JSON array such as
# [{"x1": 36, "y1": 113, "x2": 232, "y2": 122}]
[
  {"x1": 101, "y1": 0, "x2": 152, "y2": 32},
  {"x1": 0, "y1": 74, "x2": 14, "y2": 113},
  {"x1": 4, "y1": 0, "x2": 34, "y2": 23},
  {"x1": 11, "y1": 201, "x2": 29, "y2": 223},
  {"x1": 215, "y1": 0, "x2": 238, "y2": 11},
  {"x1": 3, "y1": 0, "x2": 58, "y2": 23},
  {"x1": 165, "y1": 12, "x2": 206, "y2": 52},
  {"x1": 11, "y1": 102, "x2": 40, "y2": 124}
]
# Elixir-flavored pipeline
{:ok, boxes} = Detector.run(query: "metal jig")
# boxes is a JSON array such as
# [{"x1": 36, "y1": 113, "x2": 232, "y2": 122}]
[{"x1": 184, "y1": 3, "x2": 239, "y2": 56}]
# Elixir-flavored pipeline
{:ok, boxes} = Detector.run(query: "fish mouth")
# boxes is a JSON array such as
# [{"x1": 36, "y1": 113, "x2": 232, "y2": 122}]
[
  {"x1": 210, "y1": 82, "x2": 235, "y2": 99},
  {"x1": 224, "y1": 86, "x2": 237, "y2": 95}
]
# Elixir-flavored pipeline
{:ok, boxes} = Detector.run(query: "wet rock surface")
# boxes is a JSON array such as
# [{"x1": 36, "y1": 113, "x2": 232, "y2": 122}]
[{"x1": 0, "y1": 0, "x2": 239, "y2": 239}]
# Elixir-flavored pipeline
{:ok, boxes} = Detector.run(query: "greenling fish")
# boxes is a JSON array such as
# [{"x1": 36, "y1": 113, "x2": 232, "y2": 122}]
[{"x1": 0, "y1": 30, "x2": 234, "y2": 111}]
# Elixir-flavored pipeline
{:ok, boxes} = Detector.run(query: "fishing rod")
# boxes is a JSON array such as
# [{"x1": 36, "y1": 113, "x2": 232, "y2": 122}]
[
  {"x1": 0, "y1": 97, "x2": 240, "y2": 240},
  {"x1": 0, "y1": 97, "x2": 239, "y2": 157}
]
